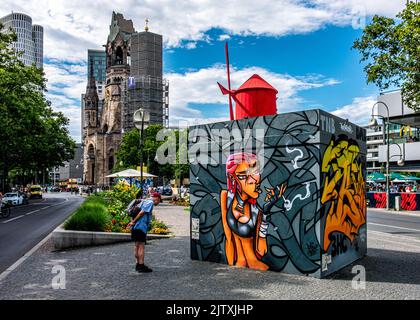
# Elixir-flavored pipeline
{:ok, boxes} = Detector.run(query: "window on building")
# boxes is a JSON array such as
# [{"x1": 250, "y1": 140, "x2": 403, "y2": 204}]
[
  {"x1": 115, "y1": 47, "x2": 123, "y2": 65},
  {"x1": 108, "y1": 156, "x2": 114, "y2": 171}
]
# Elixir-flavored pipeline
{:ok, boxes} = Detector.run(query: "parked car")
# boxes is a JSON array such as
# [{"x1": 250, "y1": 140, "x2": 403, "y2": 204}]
[
  {"x1": 19, "y1": 191, "x2": 29, "y2": 205},
  {"x1": 157, "y1": 186, "x2": 173, "y2": 196},
  {"x1": 50, "y1": 186, "x2": 61, "y2": 192},
  {"x1": 29, "y1": 185, "x2": 43, "y2": 199},
  {"x1": 2, "y1": 192, "x2": 28, "y2": 206}
]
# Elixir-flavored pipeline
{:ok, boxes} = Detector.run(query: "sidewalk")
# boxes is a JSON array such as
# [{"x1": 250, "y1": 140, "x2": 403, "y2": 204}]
[
  {"x1": 368, "y1": 207, "x2": 420, "y2": 217},
  {"x1": 0, "y1": 204, "x2": 419, "y2": 300}
]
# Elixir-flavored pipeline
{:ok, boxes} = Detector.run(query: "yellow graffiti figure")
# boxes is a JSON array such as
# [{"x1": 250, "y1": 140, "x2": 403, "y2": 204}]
[{"x1": 321, "y1": 138, "x2": 366, "y2": 251}]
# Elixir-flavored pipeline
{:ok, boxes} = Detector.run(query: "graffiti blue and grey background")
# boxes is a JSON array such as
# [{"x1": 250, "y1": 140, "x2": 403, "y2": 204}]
[{"x1": 189, "y1": 109, "x2": 367, "y2": 278}]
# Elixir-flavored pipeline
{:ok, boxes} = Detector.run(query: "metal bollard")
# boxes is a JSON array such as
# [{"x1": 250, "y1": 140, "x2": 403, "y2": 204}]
[{"x1": 395, "y1": 196, "x2": 401, "y2": 211}]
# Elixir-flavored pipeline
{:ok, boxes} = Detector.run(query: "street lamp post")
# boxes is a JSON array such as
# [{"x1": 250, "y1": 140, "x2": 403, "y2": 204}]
[
  {"x1": 369, "y1": 102, "x2": 390, "y2": 209},
  {"x1": 389, "y1": 143, "x2": 405, "y2": 167},
  {"x1": 133, "y1": 108, "x2": 150, "y2": 198}
]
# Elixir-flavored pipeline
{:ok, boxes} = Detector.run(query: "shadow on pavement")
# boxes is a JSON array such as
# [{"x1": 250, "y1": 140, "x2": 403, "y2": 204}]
[{"x1": 327, "y1": 248, "x2": 420, "y2": 285}]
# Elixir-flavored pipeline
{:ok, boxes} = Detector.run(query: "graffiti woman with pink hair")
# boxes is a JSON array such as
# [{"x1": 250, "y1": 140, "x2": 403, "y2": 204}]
[{"x1": 220, "y1": 152, "x2": 286, "y2": 270}]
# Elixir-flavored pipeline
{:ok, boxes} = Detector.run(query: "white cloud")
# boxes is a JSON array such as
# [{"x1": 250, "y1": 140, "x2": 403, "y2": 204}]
[
  {"x1": 53, "y1": 105, "x2": 82, "y2": 143},
  {"x1": 0, "y1": 0, "x2": 406, "y2": 62},
  {"x1": 0, "y1": 0, "x2": 404, "y2": 140},
  {"x1": 331, "y1": 95, "x2": 377, "y2": 125},
  {"x1": 44, "y1": 62, "x2": 86, "y2": 100},
  {"x1": 218, "y1": 34, "x2": 231, "y2": 41},
  {"x1": 166, "y1": 64, "x2": 340, "y2": 125},
  {"x1": 185, "y1": 42, "x2": 197, "y2": 50},
  {"x1": 313, "y1": 0, "x2": 405, "y2": 17},
  {"x1": 43, "y1": 61, "x2": 85, "y2": 142}
]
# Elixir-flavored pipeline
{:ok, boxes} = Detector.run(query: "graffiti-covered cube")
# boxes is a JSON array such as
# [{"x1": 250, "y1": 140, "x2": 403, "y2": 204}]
[{"x1": 189, "y1": 109, "x2": 367, "y2": 278}]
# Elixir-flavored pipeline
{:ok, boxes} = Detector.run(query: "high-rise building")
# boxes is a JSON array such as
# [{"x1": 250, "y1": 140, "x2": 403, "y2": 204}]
[
  {"x1": 123, "y1": 31, "x2": 169, "y2": 129},
  {"x1": 0, "y1": 12, "x2": 43, "y2": 68},
  {"x1": 82, "y1": 50, "x2": 106, "y2": 140},
  {"x1": 88, "y1": 49, "x2": 106, "y2": 99}
]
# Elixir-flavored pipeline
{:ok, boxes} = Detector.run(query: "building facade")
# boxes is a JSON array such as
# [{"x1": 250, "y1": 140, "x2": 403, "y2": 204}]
[
  {"x1": 82, "y1": 12, "x2": 168, "y2": 185},
  {"x1": 0, "y1": 12, "x2": 43, "y2": 68},
  {"x1": 49, "y1": 144, "x2": 84, "y2": 184},
  {"x1": 369, "y1": 90, "x2": 420, "y2": 172},
  {"x1": 365, "y1": 125, "x2": 384, "y2": 173},
  {"x1": 81, "y1": 50, "x2": 107, "y2": 140},
  {"x1": 88, "y1": 49, "x2": 106, "y2": 100}
]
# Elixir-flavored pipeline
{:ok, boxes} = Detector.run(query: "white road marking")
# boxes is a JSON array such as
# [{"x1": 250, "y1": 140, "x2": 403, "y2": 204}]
[
  {"x1": 369, "y1": 230, "x2": 420, "y2": 249},
  {"x1": 25, "y1": 209, "x2": 40, "y2": 216},
  {"x1": 2, "y1": 215, "x2": 25, "y2": 223},
  {"x1": 2, "y1": 199, "x2": 70, "y2": 224},
  {"x1": 368, "y1": 222, "x2": 420, "y2": 233}
]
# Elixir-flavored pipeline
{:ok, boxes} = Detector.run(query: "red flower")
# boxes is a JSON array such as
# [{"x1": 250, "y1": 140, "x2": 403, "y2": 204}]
[{"x1": 112, "y1": 219, "x2": 117, "y2": 225}]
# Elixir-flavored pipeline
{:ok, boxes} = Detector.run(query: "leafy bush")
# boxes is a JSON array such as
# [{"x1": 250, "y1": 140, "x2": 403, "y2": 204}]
[
  {"x1": 170, "y1": 194, "x2": 190, "y2": 207},
  {"x1": 150, "y1": 216, "x2": 170, "y2": 234},
  {"x1": 98, "y1": 181, "x2": 140, "y2": 207},
  {"x1": 69, "y1": 182, "x2": 171, "y2": 234},
  {"x1": 64, "y1": 199, "x2": 111, "y2": 232}
]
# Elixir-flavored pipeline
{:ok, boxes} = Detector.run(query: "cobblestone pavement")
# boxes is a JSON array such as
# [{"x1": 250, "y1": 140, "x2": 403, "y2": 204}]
[{"x1": 0, "y1": 204, "x2": 419, "y2": 300}]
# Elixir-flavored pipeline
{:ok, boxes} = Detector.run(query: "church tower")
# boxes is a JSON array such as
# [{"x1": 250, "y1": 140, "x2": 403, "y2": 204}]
[
  {"x1": 83, "y1": 60, "x2": 99, "y2": 136},
  {"x1": 82, "y1": 60, "x2": 100, "y2": 185},
  {"x1": 101, "y1": 12, "x2": 133, "y2": 133},
  {"x1": 82, "y1": 12, "x2": 168, "y2": 186}
]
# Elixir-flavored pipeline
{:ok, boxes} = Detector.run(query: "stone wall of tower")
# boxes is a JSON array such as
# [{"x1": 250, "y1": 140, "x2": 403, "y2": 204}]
[
  {"x1": 101, "y1": 66, "x2": 129, "y2": 133},
  {"x1": 82, "y1": 12, "x2": 168, "y2": 185}
]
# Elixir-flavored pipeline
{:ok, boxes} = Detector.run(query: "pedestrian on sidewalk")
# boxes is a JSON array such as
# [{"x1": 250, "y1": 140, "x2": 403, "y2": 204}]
[{"x1": 127, "y1": 192, "x2": 161, "y2": 273}]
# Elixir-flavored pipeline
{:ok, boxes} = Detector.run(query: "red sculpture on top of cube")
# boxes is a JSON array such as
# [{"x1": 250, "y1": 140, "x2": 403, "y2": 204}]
[
  {"x1": 217, "y1": 43, "x2": 278, "y2": 121},
  {"x1": 218, "y1": 74, "x2": 278, "y2": 120}
]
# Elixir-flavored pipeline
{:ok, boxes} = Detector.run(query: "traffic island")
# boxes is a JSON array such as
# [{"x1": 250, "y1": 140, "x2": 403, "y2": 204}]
[{"x1": 52, "y1": 224, "x2": 173, "y2": 250}]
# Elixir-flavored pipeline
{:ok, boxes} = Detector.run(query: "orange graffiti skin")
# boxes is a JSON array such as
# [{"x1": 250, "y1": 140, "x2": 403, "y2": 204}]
[
  {"x1": 221, "y1": 153, "x2": 287, "y2": 271},
  {"x1": 321, "y1": 139, "x2": 366, "y2": 251}
]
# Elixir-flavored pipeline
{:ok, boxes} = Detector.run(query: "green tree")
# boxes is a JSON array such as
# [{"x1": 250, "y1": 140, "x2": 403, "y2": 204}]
[
  {"x1": 353, "y1": 2, "x2": 420, "y2": 110},
  {"x1": 174, "y1": 128, "x2": 189, "y2": 184},
  {"x1": 116, "y1": 125, "x2": 175, "y2": 179},
  {"x1": 0, "y1": 23, "x2": 75, "y2": 190}
]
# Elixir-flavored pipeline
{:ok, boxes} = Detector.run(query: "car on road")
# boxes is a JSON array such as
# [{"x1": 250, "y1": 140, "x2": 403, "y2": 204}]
[
  {"x1": 19, "y1": 191, "x2": 29, "y2": 204},
  {"x1": 2, "y1": 192, "x2": 28, "y2": 206},
  {"x1": 29, "y1": 185, "x2": 42, "y2": 199},
  {"x1": 157, "y1": 185, "x2": 173, "y2": 196}
]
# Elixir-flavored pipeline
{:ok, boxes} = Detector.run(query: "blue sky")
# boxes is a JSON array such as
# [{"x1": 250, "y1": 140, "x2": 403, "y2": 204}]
[
  {"x1": 165, "y1": 24, "x2": 376, "y2": 119},
  {"x1": 0, "y1": 0, "x2": 406, "y2": 142}
]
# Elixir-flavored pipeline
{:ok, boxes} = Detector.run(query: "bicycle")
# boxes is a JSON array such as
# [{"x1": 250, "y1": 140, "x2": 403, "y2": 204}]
[{"x1": 0, "y1": 201, "x2": 11, "y2": 218}]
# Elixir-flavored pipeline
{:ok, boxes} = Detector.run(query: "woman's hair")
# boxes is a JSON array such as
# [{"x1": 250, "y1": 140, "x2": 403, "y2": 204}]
[{"x1": 226, "y1": 153, "x2": 258, "y2": 194}]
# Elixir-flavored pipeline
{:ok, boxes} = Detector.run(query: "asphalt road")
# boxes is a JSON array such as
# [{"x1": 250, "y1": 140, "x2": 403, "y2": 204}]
[
  {"x1": 0, "y1": 193, "x2": 84, "y2": 273},
  {"x1": 367, "y1": 209, "x2": 420, "y2": 240}
]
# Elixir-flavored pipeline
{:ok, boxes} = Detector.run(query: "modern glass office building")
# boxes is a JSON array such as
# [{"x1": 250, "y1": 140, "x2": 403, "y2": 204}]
[
  {"x1": 0, "y1": 12, "x2": 43, "y2": 68},
  {"x1": 87, "y1": 49, "x2": 106, "y2": 100}
]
